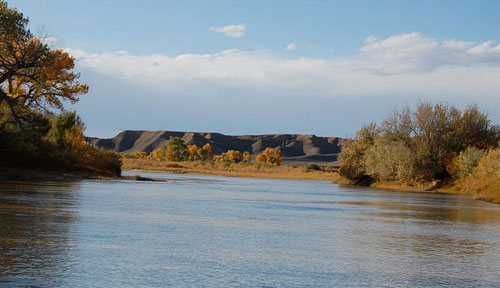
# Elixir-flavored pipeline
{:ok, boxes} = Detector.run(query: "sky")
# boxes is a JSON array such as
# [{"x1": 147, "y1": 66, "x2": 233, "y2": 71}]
[{"x1": 8, "y1": 0, "x2": 500, "y2": 138}]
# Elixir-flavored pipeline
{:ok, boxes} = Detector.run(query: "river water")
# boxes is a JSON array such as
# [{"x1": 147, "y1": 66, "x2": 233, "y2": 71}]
[{"x1": 1, "y1": 171, "x2": 500, "y2": 287}]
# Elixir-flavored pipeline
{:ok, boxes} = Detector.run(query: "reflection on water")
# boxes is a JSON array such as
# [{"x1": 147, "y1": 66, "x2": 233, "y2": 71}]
[
  {"x1": 0, "y1": 181, "x2": 81, "y2": 287},
  {"x1": 1, "y1": 172, "x2": 500, "y2": 287}
]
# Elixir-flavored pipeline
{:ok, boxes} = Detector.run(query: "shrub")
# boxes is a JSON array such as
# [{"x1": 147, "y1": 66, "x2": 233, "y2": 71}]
[
  {"x1": 340, "y1": 102, "x2": 500, "y2": 183},
  {"x1": 47, "y1": 111, "x2": 84, "y2": 150},
  {"x1": 339, "y1": 123, "x2": 377, "y2": 180},
  {"x1": 121, "y1": 151, "x2": 147, "y2": 159},
  {"x1": 460, "y1": 148, "x2": 500, "y2": 203},
  {"x1": 307, "y1": 163, "x2": 320, "y2": 171},
  {"x1": 447, "y1": 147, "x2": 488, "y2": 178},
  {"x1": 364, "y1": 137, "x2": 416, "y2": 182}
]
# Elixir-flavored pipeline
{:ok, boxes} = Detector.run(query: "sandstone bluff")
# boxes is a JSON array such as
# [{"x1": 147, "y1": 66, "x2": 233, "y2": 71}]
[{"x1": 89, "y1": 131, "x2": 345, "y2": 165}]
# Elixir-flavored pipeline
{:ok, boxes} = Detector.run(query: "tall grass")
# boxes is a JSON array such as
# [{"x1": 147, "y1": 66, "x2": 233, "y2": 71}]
[
  {"x1": 65, "y1": 142, "x2": 122, "y2": 177},
  {"x1": 122, "y1": 158, "x2": 337, "y2": 180}
]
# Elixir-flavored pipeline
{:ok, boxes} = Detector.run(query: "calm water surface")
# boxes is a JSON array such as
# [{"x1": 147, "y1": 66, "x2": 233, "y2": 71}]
[{"x1": 1, "y1": 171, "x2": 500, "y2": 287}]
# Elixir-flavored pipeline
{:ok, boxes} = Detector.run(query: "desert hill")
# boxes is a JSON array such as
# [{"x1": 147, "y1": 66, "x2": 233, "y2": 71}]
[{"x1": 88, "y1": 131, "x2": 345, "y2": 166}]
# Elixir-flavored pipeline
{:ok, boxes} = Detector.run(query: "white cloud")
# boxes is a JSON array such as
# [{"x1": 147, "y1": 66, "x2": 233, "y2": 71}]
[
  {"x1": 66, "y1": 32, "x2": 500, "y2": 137},
  {"x1": 285, "y1": 43, "x2": 297, "y2": 51},
  {"x1": 360, "y1": 32, "x2": 500, "y2": 73},
  {"x1": 67, "y1": 32, "x2": 500, "y2": 126},
  {"x1": 209, "y1": 24, "x2": 246, "y2": 38},
  {"x1": 67, "y1": 32, "x2": 500, "y2": 99}
]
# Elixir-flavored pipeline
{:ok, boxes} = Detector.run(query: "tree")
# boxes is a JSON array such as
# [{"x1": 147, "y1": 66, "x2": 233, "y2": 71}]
[
  {"x1": 381, "y1": 102, "x2": 499, "y2": 180},
  {"x1": 340, "y1": 102, "x2": 500, "y2": 183},
  {"x1": 165, "y1": 136, "x2": 187, "y2": 161},
  {"x1": 263, "y1": 147, "x2": 283, "y2": 166},
  {"x1": 256, "y1": 147, "x2": 283, "y2": 166},
  {"x1": 151, "y1": 147, "x2": 165, "y2": 161},
  {"x1": 223, "y1": 150, "x2": 243, "y2": 163},
  {"x1": 255, "y1": 153, "x2": 267, "y2": 163},
  {"x1": 187, "y1": 145, "x2": 202, "y2": 161},
  {"x1": 0, "y1": 2, "x2": 121, "y2": 177},
  {"x1": 201, "y1": 143, "x2": 213, "y2": 160},
  {"x1": 0, "y1": 1, "x2": 88, "y2": 129},
  {"x1": 243, "y1": 151, "x2": 252, "y2": 163}
]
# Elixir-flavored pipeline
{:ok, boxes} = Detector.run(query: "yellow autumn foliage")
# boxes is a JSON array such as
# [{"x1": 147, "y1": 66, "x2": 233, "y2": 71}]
[
  {"x1": 152, "y1": 148, "x2": 165, "y2": 161},
  {"x1": 256, "y1": 148, "x2": 283, "y2": 166}
]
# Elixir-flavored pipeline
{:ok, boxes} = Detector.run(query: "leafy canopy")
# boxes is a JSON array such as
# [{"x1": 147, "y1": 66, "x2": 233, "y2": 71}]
[{"x1": 0, "y1": 1, "x2": 88, "y2": 128}]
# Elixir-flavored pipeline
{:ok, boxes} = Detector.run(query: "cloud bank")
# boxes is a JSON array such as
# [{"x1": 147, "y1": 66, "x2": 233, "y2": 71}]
[
  {"x1": 209, "y1": 24, "x2": 246, "y2": 38},
  {"x1": 361, "y1": 32, "x2": 500, "y2": 73},
  {"x1": 67, "y1": 33, "x2": 500, "y2": 137},
  {"x1": 68, "y1": 33, "x2": 500, "y2": 99}
]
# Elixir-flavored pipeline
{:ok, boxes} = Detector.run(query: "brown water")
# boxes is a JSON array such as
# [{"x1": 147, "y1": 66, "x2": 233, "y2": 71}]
[{"x1": 1, "y1": 171, "x2": 500, "y2": 287}]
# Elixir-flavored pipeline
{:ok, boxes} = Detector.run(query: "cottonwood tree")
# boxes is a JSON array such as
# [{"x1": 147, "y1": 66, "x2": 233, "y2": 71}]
[
  {"x1": 256, "y1": 147, "x2": 283, "y2": 166},
  {"x1": 0, "y1": 1, "x2": 88, "y2": 129},
  {"x1": 165, "y1": 136, "x2": 187, "y2": 161}
]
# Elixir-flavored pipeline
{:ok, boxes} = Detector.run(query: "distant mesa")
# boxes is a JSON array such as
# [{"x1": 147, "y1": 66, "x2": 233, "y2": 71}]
[{"x1": 88, "y1": 131, "x2": 345, "y2": 166}]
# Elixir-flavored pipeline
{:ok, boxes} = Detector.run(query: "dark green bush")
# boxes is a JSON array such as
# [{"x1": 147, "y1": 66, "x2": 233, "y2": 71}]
[{"x1": 307, "y1": 163, "x2": 321, "y2": 171}]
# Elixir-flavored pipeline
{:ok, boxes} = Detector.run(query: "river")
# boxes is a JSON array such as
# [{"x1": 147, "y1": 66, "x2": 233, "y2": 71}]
[{"x1": 1, "y1": 171, "x2": 500, "y2": 287}]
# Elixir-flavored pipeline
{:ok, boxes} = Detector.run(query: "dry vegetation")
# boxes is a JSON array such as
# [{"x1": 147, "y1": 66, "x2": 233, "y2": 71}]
[
  {"x1": 122, "y1": 158, "x2": 338, "y2": 180},
  {"x1": 338, "y1": 101, "x2": 500, "y2": 203},
  {"x1": 121, "y1": 136, "x2": 337, "y2": 180},
  {"x1": 448, "y1": 148, "x2": 500, "y2": 204}
]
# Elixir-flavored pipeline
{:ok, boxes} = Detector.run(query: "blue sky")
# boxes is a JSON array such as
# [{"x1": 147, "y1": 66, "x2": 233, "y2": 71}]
[{"x1": 8, "y1": 0, "x2": 500, "y2": 138}]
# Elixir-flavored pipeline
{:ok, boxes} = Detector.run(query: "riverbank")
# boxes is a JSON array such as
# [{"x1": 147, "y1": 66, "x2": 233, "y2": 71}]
[
  {"x1": 0, "y1": 167, "x2": 169, "y2": 182},
  {"x1": 0, "y1": 168, "x2": 111, "y2": 181},
  {"x1": 332, "y1": 175, "x2": 500, "y2": 204},
  {"x1": 122, "y1": 158, "x2": 338, "y2": 180}
]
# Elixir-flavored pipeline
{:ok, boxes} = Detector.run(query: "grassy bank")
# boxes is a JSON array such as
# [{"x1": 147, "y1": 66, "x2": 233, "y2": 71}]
[
  {"x1": 332, "y1": 173, "x2": 500, "y2": 204},
  {"x1": 122, "y1": 158, "x2": 338, "y2": 180}
]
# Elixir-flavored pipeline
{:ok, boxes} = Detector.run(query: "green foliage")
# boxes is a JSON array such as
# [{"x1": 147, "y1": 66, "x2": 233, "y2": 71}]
[
  {"x1": 307, "y1": 163, "x2": 321, "y2": 171},
  {"x1": 165, "y1": 136, "x2": 187, "y2": 161},
  {"x1": 47, "y1": 111, "x2": 84, "y2": 149},
  {"x1": 0, "y1": 101, "x2": 50, "y2": 155}
]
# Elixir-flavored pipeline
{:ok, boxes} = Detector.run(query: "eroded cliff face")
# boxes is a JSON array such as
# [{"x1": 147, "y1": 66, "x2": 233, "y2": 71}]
[{"x1": 88, "y1": 130, "x2": 346, "y2": 164}]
